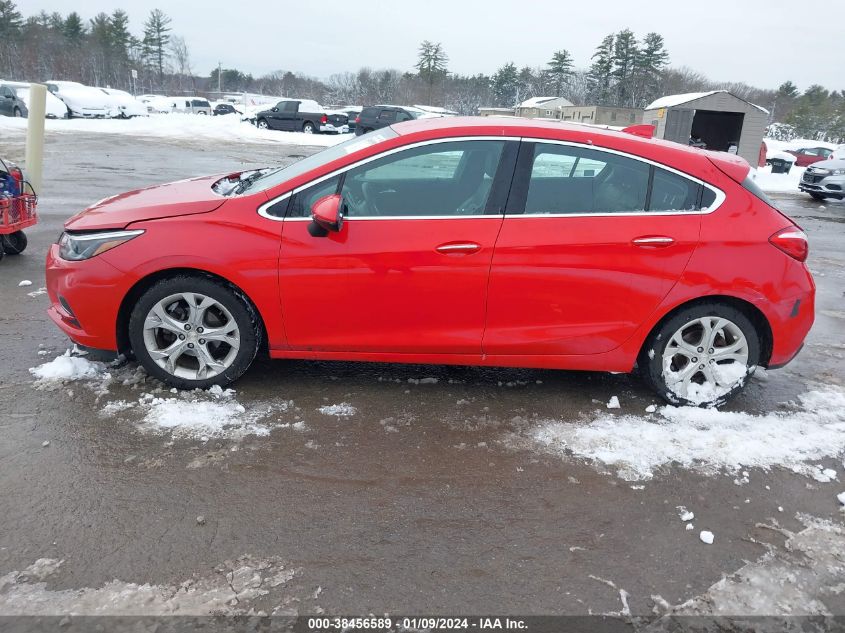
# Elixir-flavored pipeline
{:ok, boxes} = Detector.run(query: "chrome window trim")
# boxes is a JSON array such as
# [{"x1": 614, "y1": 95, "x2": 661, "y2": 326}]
[{"x1": 256, "y1": 135, "x2": 726, "y2": 222}]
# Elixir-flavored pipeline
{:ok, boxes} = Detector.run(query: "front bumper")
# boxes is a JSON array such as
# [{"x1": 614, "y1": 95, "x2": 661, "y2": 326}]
[
  {"x1": 799, "y1": 171, "x2": 845, "y2": 198},
  {"x1": 45, "y1": 244, "x2": 132, "y2": 351}
]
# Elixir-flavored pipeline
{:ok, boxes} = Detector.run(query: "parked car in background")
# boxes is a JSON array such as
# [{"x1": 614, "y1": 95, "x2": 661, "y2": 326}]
[
  {"x1": 213, "y1": 103, "x2": 240, "y2": 116},
  {"x1": 45, "y1": 81, "x2": 111, "y2": 118},
  {"x1": 786, "y1": 146, "x2": 835, "y2": 167},
  {"x1": 254, "y1": 99, "x2": 348, "y2": 134},
  {"x1": 175, "y1": 98, "x2": 212, "y2": 115},
  {"x1": 354, "y1": 105, "x2": 428, "y2": 135},
  {"x1": 799, "y1": 157, "x2": 845, "y2": 201},
  {"x1": 99, "y1": 88, "x2": 147, "y2": 118},
  {"x1": 328, "y1": 105, "x2": 362, "y2": 132},
  {"x1": 0, "y1": 83, "x2": 28, "y2": 117},
  {"x1": 138, "y1": 95, "x2": 177, "y2": 114},
  {"x1": 45, "y1": 117, "x2": 814, "y2": 408},
  {"x1": 0, "y1": 81, "x2": 68, "y2": 119}
]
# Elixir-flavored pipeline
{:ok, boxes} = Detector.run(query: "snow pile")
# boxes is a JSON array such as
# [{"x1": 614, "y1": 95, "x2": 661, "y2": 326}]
[
  {"x1": 0, "y1": 555, "x2": 297, "y2": 616},
  {"x1": 0, "y1": 113, "x2": 346, "y2": 147},
  {"x1": 318, "y1": 403, "x2": 357, "y2": 417},
  {"x1": 750, "y1": 164, "x2": 806, "y2": 194},
  {"x1": 659, "y1": 516, "x2": 845, "y2": 616},
  {"x1": 530, "y1": 388, "x2": 845, "y2": 481},
  {"x1": 29, "y1": 351, "x2": 106, "y2": 383}
]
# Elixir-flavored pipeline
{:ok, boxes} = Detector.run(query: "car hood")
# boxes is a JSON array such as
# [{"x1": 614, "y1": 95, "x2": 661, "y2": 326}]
[
  {"x1": 807, "y1": 158, "x2": 845, "y2": 170},
  {"x1": 65, "y1": 174, "x2": 230, "y2": 231}
]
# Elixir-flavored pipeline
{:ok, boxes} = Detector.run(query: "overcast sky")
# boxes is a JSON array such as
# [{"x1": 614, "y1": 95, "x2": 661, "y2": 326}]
[{"x1": 18, "y1": 0, "x2": 844, "y2": 90}]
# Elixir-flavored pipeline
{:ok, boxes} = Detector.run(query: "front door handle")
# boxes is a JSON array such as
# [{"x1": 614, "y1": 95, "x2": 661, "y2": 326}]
[
  {"x1": 632, "y1": 235, "x2": 675, "y2": 248},
  {"x1": 436, "y1": 241, "x2": 481, "y2": 255}
]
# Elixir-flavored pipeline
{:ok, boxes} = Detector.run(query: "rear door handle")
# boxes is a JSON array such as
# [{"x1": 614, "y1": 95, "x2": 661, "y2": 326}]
[
  {"x1": 436, "y1": 241, "x2": 481, "y2": 255},
  {"x1": 632, "y1": 236, "x2": 675, "y2": 248}
]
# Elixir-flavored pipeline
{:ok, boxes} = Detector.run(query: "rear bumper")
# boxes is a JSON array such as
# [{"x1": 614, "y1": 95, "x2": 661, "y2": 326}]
[
  {"x1": 320, "y1": 123, "x2": 349, "y2": 134},
  {"x1": 45, "y1": 244, "x2": 130, "y2": 351},
  {"x1": 765, "y1": 282, "x2": 815, "y2": 368}
]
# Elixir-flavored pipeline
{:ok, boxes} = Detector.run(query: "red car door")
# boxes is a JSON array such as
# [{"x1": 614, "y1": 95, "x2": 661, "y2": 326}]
[
  {"x1": 484, "y1": 141, "x2": 712, "y2": 357},
  {"x1": 277, "y1": 139, "x2": 517, "y2": 354}
]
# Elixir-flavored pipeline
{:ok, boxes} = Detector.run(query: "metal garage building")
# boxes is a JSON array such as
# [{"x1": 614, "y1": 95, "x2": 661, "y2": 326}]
[{"x1": 643, "y1": 90, "x2": 769, "y2": 165}]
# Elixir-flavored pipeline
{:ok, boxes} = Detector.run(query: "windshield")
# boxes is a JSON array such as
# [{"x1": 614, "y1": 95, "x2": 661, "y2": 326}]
[{"x1": 240, "y1": 127, "x2": 399, "y2": 194}]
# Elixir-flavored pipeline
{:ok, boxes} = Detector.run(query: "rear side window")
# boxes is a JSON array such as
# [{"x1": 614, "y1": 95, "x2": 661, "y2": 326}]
[
  {"x1": 360, "y1": 107, "x2": 378, "y2": 120},
  {"x1": 519, "y1": 142, "x2": 718, "y2": 215},
  {"x1": 377, "y1": 110, "x2": 395, "y2": 123}
]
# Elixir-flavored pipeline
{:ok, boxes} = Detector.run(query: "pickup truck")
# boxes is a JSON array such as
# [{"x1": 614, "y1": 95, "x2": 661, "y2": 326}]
[{"x1": 253, "y1": 99, "x2": 348, "y2": 134}]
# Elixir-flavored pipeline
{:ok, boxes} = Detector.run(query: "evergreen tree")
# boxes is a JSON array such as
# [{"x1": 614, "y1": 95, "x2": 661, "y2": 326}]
[
  {"x1": 635, "y1": 32, "x2": 669, "y2": 107},
  {"x1": 0, "y1": 0, "x2": 23, "y2": 40},
  {"x1": 110, "y1": 10, "x2": 132, "y2": 58},
  {"x1": 611, "y1": 29, "x2": 638, "y2": 107},
  {"x1": 142, "y1": 8, "x2": 171, "y2": 84},
  {"x1": 491, "y1": 62, "x2": 518, "y2": 107},
  {"x1": 587, "y1": 34, "x2": 614, "y2": 105},
  {"x1": 63, "y1": 12, "x2": 86, "y2": 42},
  {"x1": 415, "y1": 40, "x2": 448, "y2": 104},
  {"x1": 547, "y1": 50, "x2": 573, "y2": 98}
]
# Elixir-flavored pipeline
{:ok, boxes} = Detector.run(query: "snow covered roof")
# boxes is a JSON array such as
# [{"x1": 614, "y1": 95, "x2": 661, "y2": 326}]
[
  {"x1": 517, "y1": 96, "x2": 558, "y2": 108},
  {"x1": 645, "y1": 90, "x2": 769, "y2": 114}
]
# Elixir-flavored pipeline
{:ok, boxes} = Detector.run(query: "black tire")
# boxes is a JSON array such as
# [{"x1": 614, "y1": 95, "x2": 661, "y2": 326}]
[
  {"x1": 302, "y1": 121, "x2": 315, "y2": 134},
  {"x1": 809, "y1": 193, "x2": 827, "y2": 201},
  {"x1": 13, "y1": 107, "x2": 22, "y2": 118},
  {"x1": 639, "y1": 302, "x2": 761, "y2": 407},
  {"x1": 2, "y1": 230, "x2": 27, "y2": 254},
  {"x1": 256, "y1": 118, "x2": 269, "y2": 130},
  {"x1": 128, "y1": 275, "x2": 262, "y2": 390}
]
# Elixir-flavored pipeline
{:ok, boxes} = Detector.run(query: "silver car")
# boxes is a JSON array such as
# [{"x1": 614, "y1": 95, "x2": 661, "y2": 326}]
[{"x1": 799, "y1": 158, "x2": 845, "y2": 201}]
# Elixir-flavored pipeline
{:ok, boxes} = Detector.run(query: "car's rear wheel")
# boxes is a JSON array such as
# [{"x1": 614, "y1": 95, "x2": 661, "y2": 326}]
[
  {"x1": 2, "y1": 230, "x2": 27, "y2": 254},
  {"x1": 640, "y1": 303, "x2": 760, "y2": 407},
  {"x1": 128, "y1": 276, "x2": 261, "y2": 389},
  {"x1": 302, "y1": 122, "x2": 315, "y2": 134},
  {"x1": 256, "y1": 118, "x2": 269, "y2": 129}
]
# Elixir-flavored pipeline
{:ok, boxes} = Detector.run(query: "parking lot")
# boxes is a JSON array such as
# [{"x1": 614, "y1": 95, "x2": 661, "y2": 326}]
[{"x1": 1, "y1": 129, "x2": 845, "y2": 619}]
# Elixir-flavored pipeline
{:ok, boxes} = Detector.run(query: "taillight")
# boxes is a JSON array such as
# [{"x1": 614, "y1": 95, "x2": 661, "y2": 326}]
[
  {"x1": 769, "y1": 227, "x2": 808, "y2": 262},
  {"x1": 320, "y1": 114, "x2": 328, "y2": 124},
  {"x1": 355, "y1": 115, "x2": 360, "y2": 124}
]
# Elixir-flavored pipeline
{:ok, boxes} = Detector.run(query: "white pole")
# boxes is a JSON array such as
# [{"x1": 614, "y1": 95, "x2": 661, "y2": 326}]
[{"x1": 25, "y1": 84, "x2": 46, "y2": 195}]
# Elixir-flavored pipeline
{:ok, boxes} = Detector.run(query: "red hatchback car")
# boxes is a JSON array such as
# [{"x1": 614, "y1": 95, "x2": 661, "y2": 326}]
[{"x1": 46, "y1": 117, "x2": 814, "y2": 407}]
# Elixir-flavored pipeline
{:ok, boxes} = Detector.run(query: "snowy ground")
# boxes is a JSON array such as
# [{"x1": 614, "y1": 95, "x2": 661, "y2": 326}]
[
  {"x1": 1, "y1": 130, "x2": 844, "y2": 620},
  {"x1": 0, "y1": 112, "x2": 347, "y2": 147}
]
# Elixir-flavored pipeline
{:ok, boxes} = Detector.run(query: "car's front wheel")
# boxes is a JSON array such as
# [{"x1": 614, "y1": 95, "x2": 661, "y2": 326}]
[
  {"x1": 256, "y1": 118, "x2": 269, "y2": 129},
  {"x1": 809, "y1": 193, "x2": 827, "y2": 201},
  {"x1": 128, "y1": 276, "x2": 261, "y2": 389},
  {"x1": 640, "y1": 303, "x2": 761, "y2": 407}
]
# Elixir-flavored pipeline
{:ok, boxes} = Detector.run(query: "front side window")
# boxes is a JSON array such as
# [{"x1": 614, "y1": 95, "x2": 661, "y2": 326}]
[
  {"x1": 340, "y1": 140, "x2": 505, "y2": 217},
  {"x1": 378, "y1": 110, "x2": 395, "y2": 123}
]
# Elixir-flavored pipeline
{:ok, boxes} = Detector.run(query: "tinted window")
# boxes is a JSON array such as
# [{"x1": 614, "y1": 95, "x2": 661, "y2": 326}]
[
  {"x1": 341, "y1": 140, "x2": 505, "y2": 217},
  {"x1": 525, "y1": 144, "x2": 649, "y2": 214},
  {"x1": 650, "y1": 167, "x2": 701, "y2": 212},
  {"x1": 395, "y1": 110, "x2": 413, "y2": 122},
  {"x1": 377, "y1": 110, "x2": 395, "y2": 123},
  {"x1": 288, "y1": 175, "x2": 341, "y2": 218}
]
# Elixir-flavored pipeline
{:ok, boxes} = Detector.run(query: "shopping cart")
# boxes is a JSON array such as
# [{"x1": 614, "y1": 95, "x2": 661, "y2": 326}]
[{"x1": 0, "y1": 157, "x2": 37, "y2": 260}]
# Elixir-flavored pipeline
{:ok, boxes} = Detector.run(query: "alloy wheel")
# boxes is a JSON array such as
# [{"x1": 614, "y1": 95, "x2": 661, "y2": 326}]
[
  {"x1": 661, "y1": 316, "x2": 750, "y2": 403},
  {"x1": 142, "y1": 292, "x2": 240, "y2": 380}
]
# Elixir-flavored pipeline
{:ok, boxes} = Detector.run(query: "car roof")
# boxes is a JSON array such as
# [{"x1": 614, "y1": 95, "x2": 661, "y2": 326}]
[{"x1": 388, "y1": 116, "x2": 749, "y2": 180}]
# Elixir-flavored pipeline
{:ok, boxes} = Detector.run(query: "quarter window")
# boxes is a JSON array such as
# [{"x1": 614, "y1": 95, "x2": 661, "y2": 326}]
[
  {"x1": 287, "y1": 175, "x2": 341, "y2": 218},
  {"x1": 341, "y1": 140, "x2": 506, "y2": 217},
  {"x1": 650, "y1": 167, "x2": 701, "y2": 212}
]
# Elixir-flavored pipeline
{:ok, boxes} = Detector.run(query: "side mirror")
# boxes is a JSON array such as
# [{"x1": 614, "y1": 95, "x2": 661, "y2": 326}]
[
  {"x1": 271, "y1": 107, "x2": 278, "y2": 112},
  {"x1": 311, "y1": 194, "x2": 344, "y2": 232}
]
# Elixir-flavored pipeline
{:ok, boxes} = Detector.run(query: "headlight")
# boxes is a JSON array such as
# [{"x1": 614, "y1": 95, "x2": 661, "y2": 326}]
[
  {"x1": 58, "y1": 229, "x2": 143, "y2": 261},
  {"x1": 832, "y1": 169, "x2": 845, "y2": 175}
]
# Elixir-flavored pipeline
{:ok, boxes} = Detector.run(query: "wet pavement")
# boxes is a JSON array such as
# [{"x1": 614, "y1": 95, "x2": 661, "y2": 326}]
[{"x1": 1, "y1": 129, "x2": 844, "y2": 617}]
